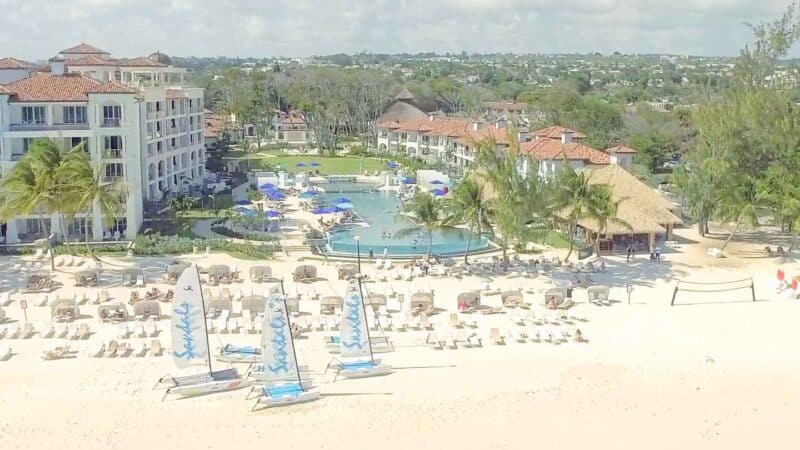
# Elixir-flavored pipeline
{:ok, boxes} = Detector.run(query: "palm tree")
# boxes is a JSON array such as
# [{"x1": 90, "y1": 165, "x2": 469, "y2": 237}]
[
  {"x1": 59, "y1": 147, "x2": 126, "y2": 257},
  {"x1": 396, "y1": 191, "x2": 450, "y2": 259},
  {"x1": 446, "y1": 178, "x2": 492, "y2": 264},
  {"x1": 555, "y1": 166, "x2": 624, "y2": 261}
]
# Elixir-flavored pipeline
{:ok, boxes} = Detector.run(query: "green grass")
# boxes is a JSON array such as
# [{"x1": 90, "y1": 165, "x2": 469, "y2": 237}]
[
  {"x1": 247, "y1": 155, "x2": 387, "y2": 175},
  {"x1": 530, "y1": 229, "x2": 573, "y2": 249}
]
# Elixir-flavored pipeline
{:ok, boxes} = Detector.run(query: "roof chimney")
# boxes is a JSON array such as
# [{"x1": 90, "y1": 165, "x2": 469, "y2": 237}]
[
  {"x1": 48, "y1": 57, "x2": 66, "y2": 76},
  {"x1": 561, "y1": 130, "x2": 573, "y2": 144},
  {"x1": 472, "y1": 121, "x2": 479, "y2": 131},
  {"x1": 429, "y1": 115, "x2": 434, "y2": 122}
]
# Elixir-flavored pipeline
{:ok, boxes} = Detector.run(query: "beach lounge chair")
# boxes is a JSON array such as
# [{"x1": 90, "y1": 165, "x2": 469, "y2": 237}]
[
  {"x1": 454, "y1": 329, "x2": 470, "y2": 347},
  {"x1": 427, "y1": 332, "x2": 443, "y2": 350},
  {"x1": 20, "y1": 323, "x2": 34, "y2": 339},
  {"x1": 55, "y1": 324, "x2": 69, "y2": 339},
  {"x1": 508, "y1": 327, "x2": 526, "y2": 343},
  {"x1": 0, "y1": 327, "x2": 6, "y2": 339},
  {"x1": 76, "y1": 323, "x2": 90, "y2": 340},
  {"x1": 40, "y1": 323, "x2": 54, "y2": 338},
  {"x1": 133, "y1": 322, "x2": 146, "y2": 338},
  {"x1": 150, "y1": 339, "x2": 163, "y2": 357},
  {"x1": 145, "y1": 321, "x2": 158, "y2": 337},
  {"x1": 88, "y1": 341, "x2": 106, "y2": 358},
  {"x1": 378, "y1": 315, "x2": 392, "y2": 331},
  {"x1": 117, "y1": 342, "x2": 132, "y2": 357},
  {"x1": 467, "y1": 332, "x2": 482, "y2": 348},
  {"x1": 36, "y1": 295, "x2": 49, "y2": 307},
  {"x1": 489, "y1": 328, "x2": 505, "y2": 345},
  {"x1": 551, "y1": 327, "x2": 566, "y2": 344},
  {"x1": 117, "y1": 323, "x2": 131, "y2": 339},
  {"x1": 449, "y1": 313, "x2": 464, "y2": 329},
  {"x1": 42, "y1": 345, "x2": 70, "y2": 360},
  {"x1": 134, "y1": 341, "x2": 148, "y2": 357},
  {"x1": 7, "y1": 324, "x2": 21, "y2": 339},
  {"x1": 0, "y1": 346, "x2": 11, "y2": 361},
  {"x1": 105, "y1": 340, "x2": 119, "y2": 357}
]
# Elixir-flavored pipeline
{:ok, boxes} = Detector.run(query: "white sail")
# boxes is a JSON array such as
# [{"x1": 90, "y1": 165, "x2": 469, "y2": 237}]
[
  {"x1": 171, "y1": 265, "x2": 209, "y2": 369},
  {"x1": 261, "y1": 293, "x2": 299, "y2": 384},
  {"x1": 340, "y1": 283, "x2": 371, "y2": 359}
]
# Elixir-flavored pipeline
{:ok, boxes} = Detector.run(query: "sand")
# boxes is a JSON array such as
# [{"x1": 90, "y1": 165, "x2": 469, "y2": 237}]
[{"x1": 1, "y1": 224, "x2": 799, "y2": 450}]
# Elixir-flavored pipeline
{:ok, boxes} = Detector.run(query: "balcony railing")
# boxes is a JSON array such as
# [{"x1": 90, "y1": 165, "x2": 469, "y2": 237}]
[
  {"x1": 102, "y1": 175, "x2": 124, "y2": 183},
  {"x1": 9, "y1": 123, "x2": 90, "y2": 131},
  {"x1": 103, "y1": 149, "x2": 123, "y2": 159},
  {"x1": 102, "y1": 118, "x2": 121, "y2": 128}
]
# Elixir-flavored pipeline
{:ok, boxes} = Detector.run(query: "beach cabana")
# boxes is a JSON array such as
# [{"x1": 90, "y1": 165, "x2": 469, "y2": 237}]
[
  {"x1": 241, "y1": 295, "x2": 267, "y2": 315},
  {"x1": 587, "y1": 285, "x2": 610, "y2": 303},
  {"x1": 98, "y1": 302, "x2": 128, "y2": 322},
  {"x1": 26, "y1": 270, "x2": 55, "y2": 292},
  {"x1": 165, "y1": 262, "x2": 190, "y2": 283},
  {"x1": 206, "y1": 295, "x2": 232, "y2": 315},
  {"x1": 543, "y1": 288, "x2": 567, "y2": 309},
  {"x1": 293, "y1": 265, "x2": 317, "y2": 282},
  {"x1": 133, "y1": 299, "x2": 161, "y2": 319},
  {"x1": 337, "y1": 264, "x2": 359, "y2": 280},
  {"x1": 367, "y1": 293, "x2": 387, "y2": 307},
  {"x1": 207, "y1": 265, "x2": 231, "y2": 285},
  {"x1": 410, "y1": 292, "x2": 434, "y2": 315},
  {"x1": 51, "y1": 296, "x2": 79, "y2": 322},
  {"x1": 457, "y1": 291, "x2": 481, "y2": 312},
  {"x1": 249, "y1": 266, "x2": 272, "y2": 283},
  {"x1": 74, "y1": 269, "x2": 99, "y2": 287},
  {"x1": 120, "y1": 267, "x2": 145, "y2": 286},
  {"x1": 501, "y1": 290, "x2": 526, "y2": 308},
  {"x1": 320, "y1": 296, "x2": 343, "y2": 314}
]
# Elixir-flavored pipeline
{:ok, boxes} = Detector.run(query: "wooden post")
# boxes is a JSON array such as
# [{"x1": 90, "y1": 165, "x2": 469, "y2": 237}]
[
  {"x1": 750, "y1": 278, "x2": 756, "y2": 302},
  {"x1": 670, "y1": 284, "x2": 679, "y2": 306}
]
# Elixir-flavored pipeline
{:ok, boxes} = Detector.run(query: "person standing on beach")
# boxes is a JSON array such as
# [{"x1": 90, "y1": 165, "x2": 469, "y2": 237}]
[{"x1": 626, "y1": 242, "x2": 632, "y2": 262}]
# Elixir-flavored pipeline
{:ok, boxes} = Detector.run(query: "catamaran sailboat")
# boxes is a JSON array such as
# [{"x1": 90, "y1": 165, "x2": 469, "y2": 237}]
[
  {"x1": 155, "y1": 265, "x2": 246, "y2": 398},
  {"x1": 248, "y1": 291, "x2": 320, "y2": 410},
  {"x1": 329, "y1": 279, "x2": 392, "y2": 380}
]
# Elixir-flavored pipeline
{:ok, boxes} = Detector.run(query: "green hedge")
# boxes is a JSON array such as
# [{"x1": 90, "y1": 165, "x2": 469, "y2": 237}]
[{"x1": 211, "y1": 226, "x2": 280, "y2": 242}]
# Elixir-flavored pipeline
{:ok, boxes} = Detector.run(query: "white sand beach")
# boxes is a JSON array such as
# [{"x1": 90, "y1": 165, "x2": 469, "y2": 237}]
[{"x1": 1, "y1": 225, "x2": 799, "y2": 450}]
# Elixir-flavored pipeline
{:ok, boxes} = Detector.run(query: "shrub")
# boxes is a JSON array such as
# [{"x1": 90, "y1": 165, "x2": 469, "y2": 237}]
[{"x1": 211, "y1": 226, "x2": 280, "y2": 242}]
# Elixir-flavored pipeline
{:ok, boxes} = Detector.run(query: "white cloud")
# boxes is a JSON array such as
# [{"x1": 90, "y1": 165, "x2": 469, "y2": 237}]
[{"x1": 0, "y1": 0, "x2": 795, "y2": 59}]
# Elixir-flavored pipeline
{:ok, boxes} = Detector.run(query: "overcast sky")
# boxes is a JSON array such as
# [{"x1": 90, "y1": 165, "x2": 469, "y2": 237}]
[{"x1": 0, "y1": 0, "x2": 797, "y2": 59}]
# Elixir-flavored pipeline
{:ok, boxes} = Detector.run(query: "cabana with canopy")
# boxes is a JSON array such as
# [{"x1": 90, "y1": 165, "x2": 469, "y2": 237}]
[
  {"x1": 249, "y1": 266, "x2": 272, "y2": 283},
  {"x1": 165, "y1": 261, "x2": 190, "y2": 283},
  {"x1": 98, "y1": 302, "x2": 129, "y2": 322},
  {"x1": 320, "y1": 296, "x2": 343, "y2": 314},
  {"x1": 367, "y1": 293, "x2": 387, "y2": 307},
  {"x1": 293, "y1": 264, "x2": 317, "y2": 282},
  {"x1": 207, "y1": 265, "x2": 231, "y2": 285},
  {"x1": 337, "y1": 264, "x2": 359, "y2": 280},
  {"x1": 205, "y1": 295, "x2": 232, "y2": 315},
  {"x1": 120, "y1": 267, "x2": 145, "y2": 286},
  {"x1": 457, "y1": 291, "x2": 481, "y2": 312},
  {"x1": 74, "y1": 269, "x2": 100, "y2": 287},
  {"x1": 25, "y1": 270, "x2": 55, "y2": 292},
  {"x1": 51, "y1": 296, "x2": 79, "y2": 322},
  {"x1": 133, "y1": 299, "x2": 161, "y2": 319},
  {"x1": 543, "y1": 288, "x2": 567, "y2": 309},
  {"x1": 586, "y1": 285, "x2": 610, "y2": 304},
  {"x1": 501, "y1": 290, "x2": 527, "y2": 308},
  {"x1": 410, "y1": 292, "x2": 435, "y2": 315},
  {"x1": 241, "y1": 295, "x2": 267, "y2": 315}
]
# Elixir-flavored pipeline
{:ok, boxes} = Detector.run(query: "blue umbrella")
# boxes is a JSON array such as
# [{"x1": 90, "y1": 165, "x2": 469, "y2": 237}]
[
  {"x1": 430, "y1": 188, "x2": 446, "y2": 196},
  {"x1": 334, "y1": 196, "x2": 351, "y2": 203},
  {"x1": 259, "y1": 183, "x2": 277, "y2": 190},
  {"x1": 312, "y1": 206, "x2": 337, "y2": 214},
  {"x1": 265, "y1": 210, "x2": 282, "y2": 218},
  {"x1": 335, "y1": 202, "x2": 354, "y2": 210},
  {"x1": 402, "y1": 178, "x2": 417, "y2": 185},
  {"x1": 386, "y1": 161, "x2": 398, "y2": 169},
  {"x1": 295, "y1": 162, "x2": 306, "y2": 167},
  {"x1": 235, "y1": 200, "x2": 251, "y2": 205},
  {"x1": 429, "y1": 180, "x2": 444, "y2": 185},
  {"x1": 308, "y1": 162, "x2": 320, "y2": 167}
]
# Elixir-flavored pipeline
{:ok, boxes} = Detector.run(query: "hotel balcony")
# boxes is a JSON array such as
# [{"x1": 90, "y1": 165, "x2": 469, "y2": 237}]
[
  {"x1": 102, "y1": 118, "x2": 121, "y2": 128},
  {"x1": 9, "y1": 122, "x2": 91, "y2": 132}
]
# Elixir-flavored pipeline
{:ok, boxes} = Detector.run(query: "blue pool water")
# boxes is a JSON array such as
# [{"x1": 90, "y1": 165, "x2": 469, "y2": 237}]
[{"x1": 318, "y1": 183, "x2": 491, "y2": 257}]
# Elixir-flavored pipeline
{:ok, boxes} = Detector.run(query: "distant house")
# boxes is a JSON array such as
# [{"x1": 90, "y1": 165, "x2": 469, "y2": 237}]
[
  {"x1": 274, "y1": 111, "x2": 314, "y2": 146},
  {"x1": 204, "y1": 109, "x2": 241, "y2": 150},
  {"x1": 0, "y1": 57, "x2": 42, "y2": 84}
]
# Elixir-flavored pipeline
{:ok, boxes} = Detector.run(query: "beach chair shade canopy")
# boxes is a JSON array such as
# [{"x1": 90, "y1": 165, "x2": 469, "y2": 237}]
[
  {"x1": 97, "y1": 302, "x2": 129, "y2": 320},
  {"x1": 206, "y1": 296, "x2": 232, "y2": 312},
  {"x1": 457, "y1": 291, "x2": 481, "y2": 309},
  {"x1": 367, "y1": 293, "x2": 387, "y2": 306},
  {"x1": 120, "y1": 267, "x2": 145, "y2": 282},
  {"x1": 337, "y1": 264, "x2": 359, "y2": 279},
  {"x1": 410, "y1": 292, "x2": 434, "y2": 309},
  {"x1": 543, "y1": 288, "x2": 567, "y2": 307},
  {"x1": 320, "y1": 296, "x2": 344, "y2": 308},
  {"x1": 132, "y1": 299, "x2": 161, "y2": 317},
  {"x1": 166, "y1": 262, "x2": 190, "y2": 276},
  {"x1": 241, "y1": 295, "x2": 267, "y2": 314},
  {"x1": 501, "y1": 290, "x2": 524, "y2": 306},
  {"x1": 50, "y1": 297, "x2": 79, "y2": 319},
  {"x1": 586, "y1": 285, "x2": 610, "y2": 301},
  {"x1": 249, "y1": 266, "x2": 272, "y2": 281},
  {"x1": 208, "y1": 265, "x2": 231, "y2": 277},
  {"x1": 293, "y1": 265, "x2": 317, "y2": 279}
]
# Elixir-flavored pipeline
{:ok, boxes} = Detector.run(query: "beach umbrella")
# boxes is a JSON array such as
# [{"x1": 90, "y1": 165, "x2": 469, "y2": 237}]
[
  {"x1": 259, "y1": 183, "x2": 277, "y2": 190},
  {"x1": 429, "y1": 180, "x2": 444, "y2": 185},
  {"x1": 386, "y1": 161, "x2": 398, "y2": 169},
  {"x1": 265, "y1": 210, "x2": 282, "y2": 218},
  {"x1": 430, "y1": 188, "x2": 446, "y2": 196},
  {"x1": 402, "y1": 178, "x2": 416, "y2": 184},
  {"x1": 335, "y1": 202, "x2": 354, "y2": 210},
  {"x1": 308, "y1": 162, "x2": 321, "y2": 167},
  {"x1": 234, "y1": 200, "x2": 251, "y2": 205},
  {"x1": 295, "y1": 162, "x2": 306, "y2": 167},
  {"x1": 312, "y1": 207, "x2": 336, "y2": 214},
  {"x1": 334, "y1": 196, "x2": 351, "y2": 203}
]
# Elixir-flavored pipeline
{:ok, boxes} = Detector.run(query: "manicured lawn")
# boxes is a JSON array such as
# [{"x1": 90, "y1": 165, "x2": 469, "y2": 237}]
[
  {"x1": 530, "y1": 229, "x2": 573, "y2": 249},
  {"x1": 247, "y1": 155, "x2": 387, "y2": 175}
]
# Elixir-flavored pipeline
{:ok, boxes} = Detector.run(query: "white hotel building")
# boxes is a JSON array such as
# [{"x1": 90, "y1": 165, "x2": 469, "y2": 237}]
[{"x1": 0, "y1": 44, "x2": 205, "y2": 243}]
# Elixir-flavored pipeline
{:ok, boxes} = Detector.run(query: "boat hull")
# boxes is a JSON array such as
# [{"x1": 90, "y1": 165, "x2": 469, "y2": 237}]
[
  {"x1": 166, "y1": 378, "x2": 247, "y2": 397},
  {"x1": 255, "y1": 389, "x2": 321, "y2": 409}
]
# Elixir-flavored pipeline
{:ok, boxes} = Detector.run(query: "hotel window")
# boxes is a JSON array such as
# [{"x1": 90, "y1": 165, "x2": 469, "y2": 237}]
[
  {"x1": 102, "y1": 105, "x2": 122, "y2": 127},
  {"x1": 63, "y1": 106, "x2": 87, "y2": 124},
  {"x1": 21, "y1": 138, "x2": 35, "y2": 154},
  {"x1": 104, "y1": 163, "x2": 124, "y2": 180},
  {"x1": 70, "y1": 137, "x2": 88, "y2": 152},
  {"x1": 22, "y1": 106, "x2": 46, "y2": 125},
  {"x1": 104, "y1": 136, "x2": 123, "y2": 158}
]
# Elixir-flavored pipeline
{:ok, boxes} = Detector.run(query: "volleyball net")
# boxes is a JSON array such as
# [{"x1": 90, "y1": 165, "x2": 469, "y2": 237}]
[{"x1": 670, "y1": 277, "x2": 755, "y2": 306}]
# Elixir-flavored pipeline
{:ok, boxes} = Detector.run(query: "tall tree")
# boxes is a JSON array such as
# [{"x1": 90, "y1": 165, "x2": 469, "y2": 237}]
[
  {"x1": 446, "y1": 178, "x2": 492, "y2": 264},
  {"x1": 396, "y1": 192, "x2": 451, "y2": 259}
]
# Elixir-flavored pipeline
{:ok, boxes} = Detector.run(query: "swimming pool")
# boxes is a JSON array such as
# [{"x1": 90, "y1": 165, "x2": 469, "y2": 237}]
[{"x1": 318, "y1": 183, "x2": 491, "y2": 257}]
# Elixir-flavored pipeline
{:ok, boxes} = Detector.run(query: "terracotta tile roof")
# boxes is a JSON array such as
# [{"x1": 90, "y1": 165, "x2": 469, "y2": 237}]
[
  {"x1": 521, "y1": 139, "x2": 610, "y2": 164},
  {"x1": 380, "y1": 117, "x2": 512, "y2": 145},
  {"x1": 605, "y1": 145, "x2": 637, "y2": 154},
  {"x1": 65, "y1": 54, "x2": 116, "y2": 66},
  {"x1": 0, "y1": 57, "x2": 41, "y2": 70},
  {"x1": 60, "y1": 43, "x2": 109, "y2": 55},
  {"x1": 7, "y1": 72, "x2": 135, "y2": 102},
  {"x1": 116, "y1": 57, "x2": 166, "y2": 67},
  {"x1": 85, "y1": 80, "x2": 137, "y2": 94},
  {"x1": 165, "y1": 89, "x2": 189, "y2": 99},
  {"x1": 534, "y1": 125, "x2": 586, "y2": 140}
]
